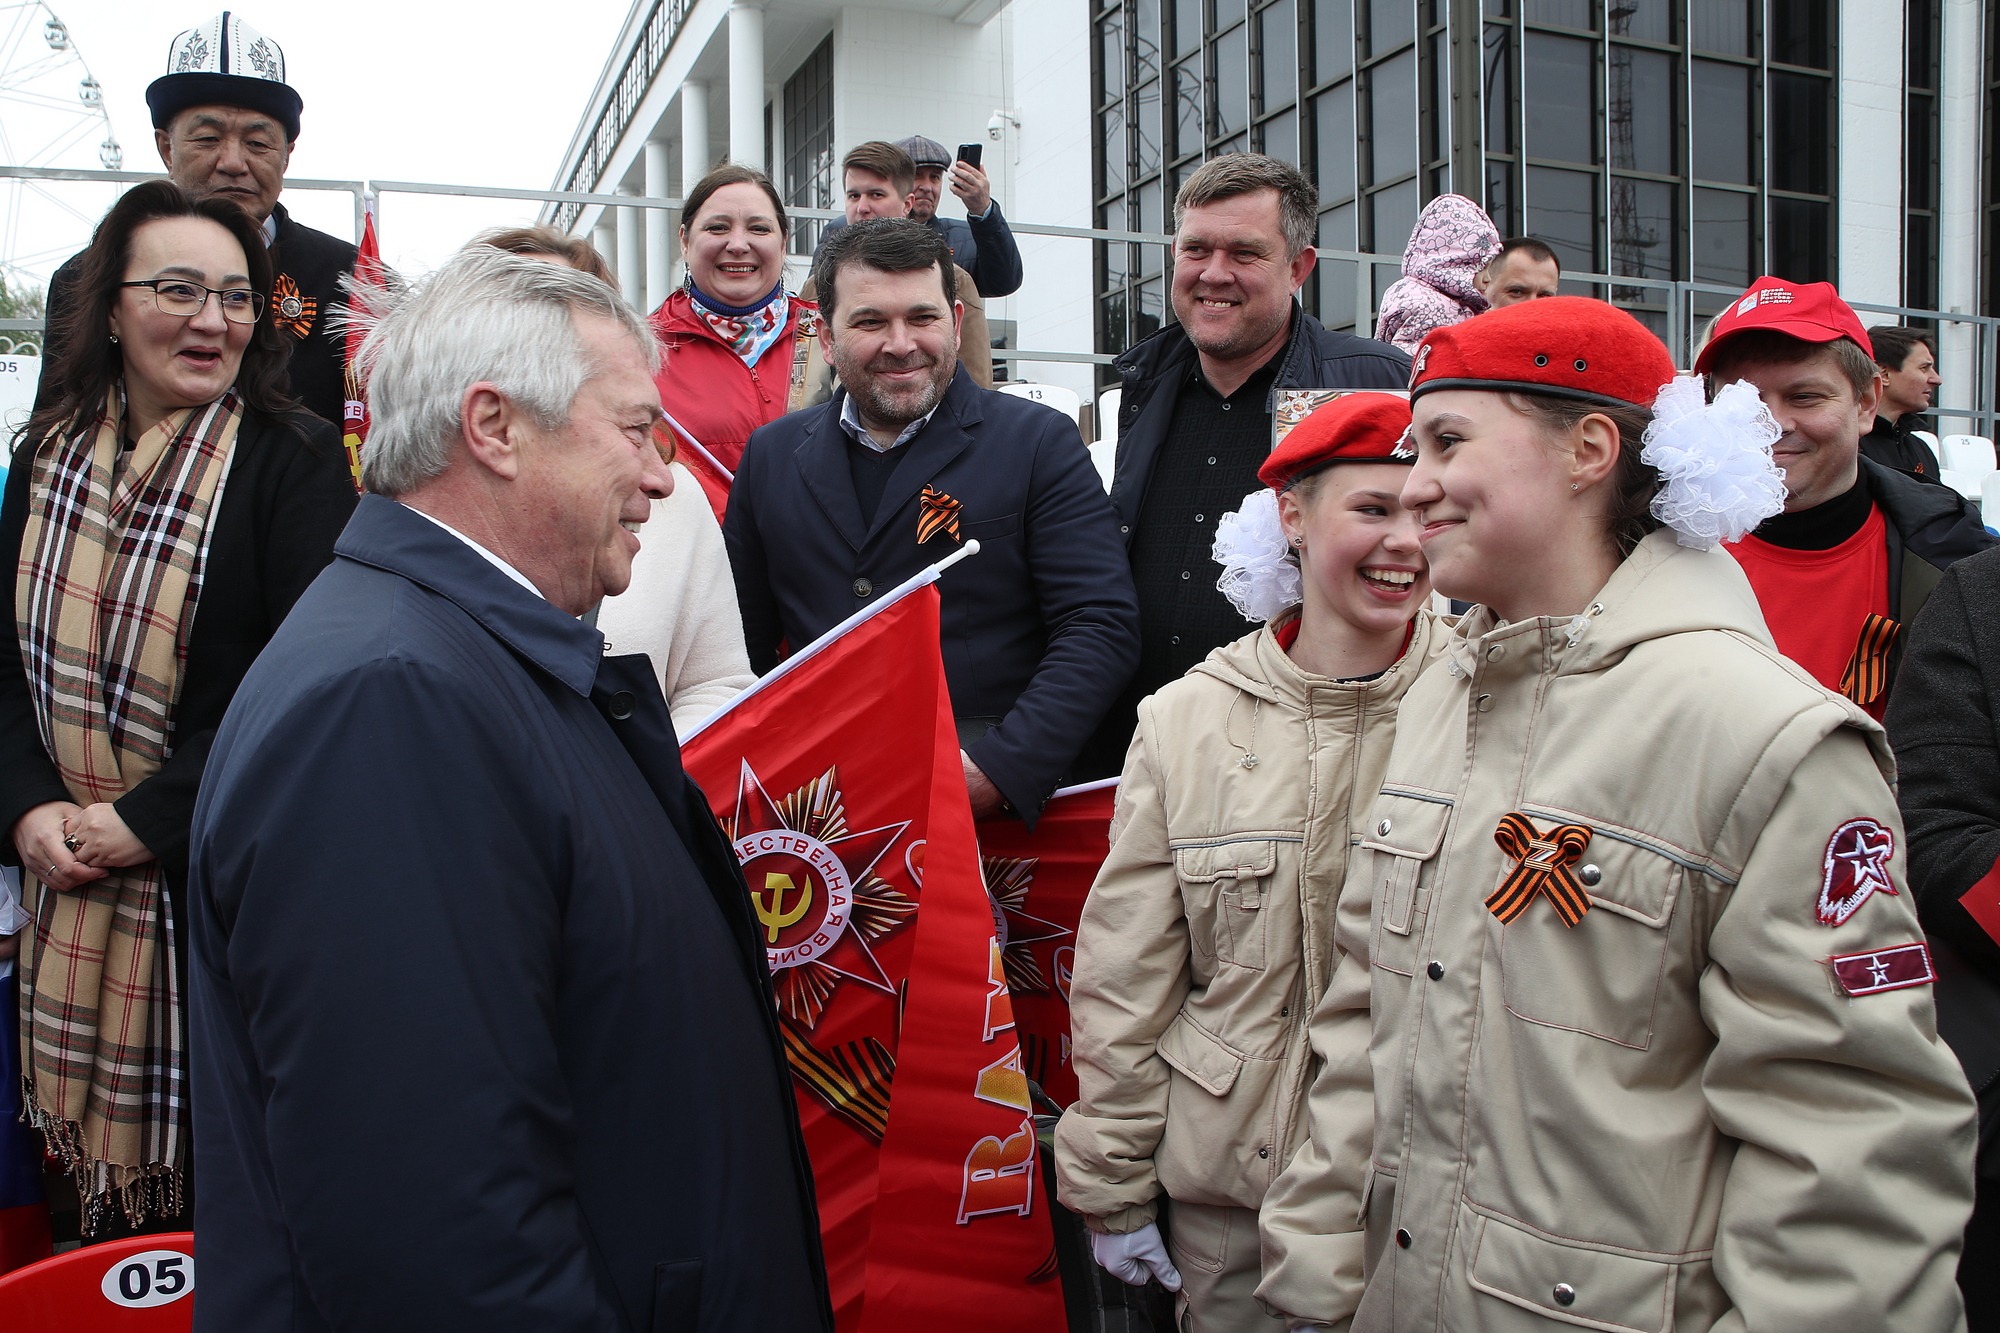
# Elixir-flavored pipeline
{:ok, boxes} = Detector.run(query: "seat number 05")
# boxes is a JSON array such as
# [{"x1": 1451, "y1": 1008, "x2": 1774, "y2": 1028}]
[{"x1": 101, "y1": 1249, "x2": 194, "y2": 1307}]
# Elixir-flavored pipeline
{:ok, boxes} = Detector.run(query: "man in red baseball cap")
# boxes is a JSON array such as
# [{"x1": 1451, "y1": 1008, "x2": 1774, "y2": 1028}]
[{"x1": 1700, "y1": 276, "x2": 1992, "y2": 716}]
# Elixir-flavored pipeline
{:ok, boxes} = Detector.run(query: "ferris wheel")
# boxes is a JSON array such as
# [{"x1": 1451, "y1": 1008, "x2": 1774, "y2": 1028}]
[{"x1": 0, "y1": 1, "x2": 122, "y2": 294}]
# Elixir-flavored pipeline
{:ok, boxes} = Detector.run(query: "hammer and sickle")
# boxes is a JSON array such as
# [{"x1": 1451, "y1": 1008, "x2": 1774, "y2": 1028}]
[{"x1": 754, "y1": 872, "x2": 814, "y2": 944}]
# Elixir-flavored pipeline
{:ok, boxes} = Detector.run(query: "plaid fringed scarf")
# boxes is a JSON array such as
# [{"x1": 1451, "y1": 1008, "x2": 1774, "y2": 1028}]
[{"x1": 14, "y1": 386, "x2": 240, "y2": 1230}]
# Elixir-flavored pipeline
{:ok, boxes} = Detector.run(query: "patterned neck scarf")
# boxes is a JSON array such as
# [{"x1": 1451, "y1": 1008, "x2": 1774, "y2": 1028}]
[
  {"x1": 14, "y1": 384, "x2": 241, "y2": 1230},
  {"x1": 689, "y1": 281, "x2": 789, "y2": 367}
]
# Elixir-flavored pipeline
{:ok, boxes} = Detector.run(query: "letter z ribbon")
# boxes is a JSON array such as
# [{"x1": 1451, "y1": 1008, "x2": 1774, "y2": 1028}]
[
  {"x1": 1489, "y1": 813, "x2": 1594, "y2": 927},
  {"x1": 917, "y1": 485, "x2": 962, "y2": 544}
]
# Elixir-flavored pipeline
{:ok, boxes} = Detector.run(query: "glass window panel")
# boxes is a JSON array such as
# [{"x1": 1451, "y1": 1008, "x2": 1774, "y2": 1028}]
[
  {"x1": 1484, "y1": 0, "x2": 1511, "y2": 15},
  {"x1": 1526, "y1": 165, "x2": 1598, "y2": 271},
  {"x1": 1688, "y1": 0, "x2": 1748, "y2": 55},
  {"x1": 1137, "y1": 276, "x2": 1167, "y2": 341},
  {"x1": 1175, "y1": 57, "x2": 1203, "y2": 158},
  {"x1": 1135, "y1": 0, "x2": 1161, "y2": 83},
  {"x1": 1909, "y1": 89, "x2": 1936, "y2": 208},
  {"x1": 1525, "y1": 34, "x2": 1597, "y2": 166},
  {"x1": 1426, "y1": 30, "x2": 1447, "y2": 163},
  {"x1": 1769, "y1": 196, "x2": 1831, "y2": 282},
  {"x1": 1690, "y1": 61, "x2": 1750, "y2": 183},
  {"x1": 1691, "y1": 187, "x2": 1750, "y2": 286},
  {"x1": 1368, "y1": 48, "x2": 1418, "y2": 183},
  {"x1": 1369, "y1": 178, "x2": 1421, "y2": 255},
  {"x1": 1909, "y1": 0, "x2": 1937, "y2": 86},
  {"x1": 1485, "y1": 159, "x2": 1516, "y2": 234},
  {"x1": 1260, "y1": 110, "x2": 1299, "y2": 165},
  {"x1": 1608, "y1": 0, "x2": 1670, "y2": 41},
  {"x1": 1524, "y1": 0, "x2": 1593, "y2": 30},
  {"x1": 1608, "y1": 46, "x2": 1673, "y2": 175},
  {"x1": 1368, "y1": 0, "x2": 1414, "y2": 54},
  {"x1": 1321, "y1": 200, "x2": 1358, "y2": 248},
  {"x1": 1313, "y1": 0, "x2": 1352, "y2": 84},
  {"x1": 1175, "y1": 0, "x2": 1201, "y2": 57},
  {"x1": 1216, "y1": 23, "x2": 1250, "y2": 140},
  {"x1": 1101, "y1": 290, "x2": 1130, "y2": 355},
  {"x1": 1907, "y1": 213, "x2": 1937, "y2": 311},
  {"x1": 1259, "y1": 0, "x2": 1298, "y2": 110},
  {"x1": 1218, "y1": 133, "x2": 1249, "y2": 157},
  {"x1": 1609, "y1": 176, "x2": 1674, "y2": 279},
  {"x1": 1104, "y1": 239, "x2": 1131, "y2": 289},
  {"x1": 1318, "y1": 212, "x2": 1359, "y2": 327},
  {"x1": 1102, "y1": 8, "x2": 1126, "y2": 103},
  {"x1": 1484, "y1": 24, "x2": 1513, "y2": 154},
  {"x1": 1137, "y1": 177, "x2": 1164, "y2": 237},
  {"x1": 1101, "y1": 100, "x2": 1128, "y2": 198},
  {"x1": 1135, "y1": 78, "x2": 1163, "y2": 180},
  {"x1": 1216, "y1": 0, "x2": 1247, "y2": 30},
  {"x1": 1770, "y1": 0, "x2": 1830, "y2": 69},
  {"x1": 1315, "y1": 85, "x2": 1357, "y2": 200},
  {"x1": 1769, "y1": 72, "x2": 1830, "y2": 195}
]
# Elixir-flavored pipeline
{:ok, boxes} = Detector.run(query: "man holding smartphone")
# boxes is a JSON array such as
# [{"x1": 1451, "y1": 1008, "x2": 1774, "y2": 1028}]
[{"x1": 818, "y1": 134, "x2": 1023, "y2": 298}]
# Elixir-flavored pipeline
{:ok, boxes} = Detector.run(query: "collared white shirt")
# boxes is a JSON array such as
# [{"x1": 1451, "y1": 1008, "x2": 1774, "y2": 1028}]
[
  {"x1": 838, "y1": 394, "x2": 936, "y2": 454},
  {"x1": 260, "y1": 211, "x2": 278, "y2": 248},
  {"x1": 405, "y1": 506, "x2": 544, "y2": 600}
]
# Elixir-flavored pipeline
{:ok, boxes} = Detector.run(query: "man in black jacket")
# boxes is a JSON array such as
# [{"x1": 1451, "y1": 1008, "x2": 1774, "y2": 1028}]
[
  {"x1": 726, "y1": 220, "x2": 1138, "y2": 825},
  {"x1": 1701, "y1": 277, "x2": 1994, "y2": 715},
  {"x1": 1864, "y1": 324, "x2": 1945, "y2": 481},
  {"x1": 1077, "y1": 154, "x2": 1410, "y2": 778},
  {"x1": 36, "y1": 14, "x2": 356, "y2": 428},
  {"x1": 816, "y1": 135, "x2": 1024, "y2": 298},
  {"x1": 1885, "y1": 547, "x2": 2000, "y2": 1332}
]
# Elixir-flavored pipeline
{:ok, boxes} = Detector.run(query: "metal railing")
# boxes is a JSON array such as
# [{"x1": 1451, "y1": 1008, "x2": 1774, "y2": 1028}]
[{"x1": 5, "y1": 164, "x2": 1997, "y2": 427}]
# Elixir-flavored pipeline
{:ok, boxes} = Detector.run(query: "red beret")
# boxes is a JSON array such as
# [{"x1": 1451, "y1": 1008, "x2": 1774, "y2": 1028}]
[
  {"x1": 1257, "y1": 392, "x2": 1413, "y2": 491},
  {"x1": 1409, "y1": 296, "x2": 1676, "y2": 412},
  {"x1": 1692, "y1": 276, "x2": 1875, "y2": 374}
]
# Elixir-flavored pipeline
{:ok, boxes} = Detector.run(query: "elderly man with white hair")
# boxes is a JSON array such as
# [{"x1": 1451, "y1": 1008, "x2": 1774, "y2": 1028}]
[{"x1": 185, "y1": 246, "x2": 832, "y2": 1333}]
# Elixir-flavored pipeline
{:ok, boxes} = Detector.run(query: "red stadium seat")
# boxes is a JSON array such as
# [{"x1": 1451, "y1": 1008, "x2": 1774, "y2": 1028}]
[{"x1": 0, "y1": 1232, "x2": 195, "y2": 1331}]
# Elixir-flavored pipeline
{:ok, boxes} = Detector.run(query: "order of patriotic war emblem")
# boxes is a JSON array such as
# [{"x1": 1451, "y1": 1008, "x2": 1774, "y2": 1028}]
[{"x1": 726, "y1": 760, "x2": 915, "y2": 1027}]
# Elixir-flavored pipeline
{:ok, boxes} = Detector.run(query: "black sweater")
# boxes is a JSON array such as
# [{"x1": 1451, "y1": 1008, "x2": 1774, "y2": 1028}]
[{"x1": 0, "y1": 408, "x2": 356, "y2": 896}]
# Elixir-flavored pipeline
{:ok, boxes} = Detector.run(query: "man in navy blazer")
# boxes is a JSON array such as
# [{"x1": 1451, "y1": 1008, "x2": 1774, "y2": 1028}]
[
  {"x1": 188, "y1": 250, "x2": 829, "y2": 1331},
  {"x1": 725, "y1": 219, "x2": 1138, "y2": 825}
]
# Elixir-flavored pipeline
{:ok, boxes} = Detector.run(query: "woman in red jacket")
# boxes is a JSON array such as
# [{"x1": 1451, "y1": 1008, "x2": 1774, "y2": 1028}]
[{"x1": 651, "y1": 163, "x2": 821, "y2": 519}]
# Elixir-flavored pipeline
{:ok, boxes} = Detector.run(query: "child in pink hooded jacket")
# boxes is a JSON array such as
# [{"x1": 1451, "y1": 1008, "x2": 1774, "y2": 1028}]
[{"x1": 1373, "y1": 194, "x2": 1500, "y2": 353}]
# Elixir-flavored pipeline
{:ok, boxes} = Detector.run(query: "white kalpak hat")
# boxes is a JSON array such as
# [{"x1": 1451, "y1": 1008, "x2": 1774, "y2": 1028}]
[{"x1": 146, "y1": 13, "x2": 302, "y2": 140}]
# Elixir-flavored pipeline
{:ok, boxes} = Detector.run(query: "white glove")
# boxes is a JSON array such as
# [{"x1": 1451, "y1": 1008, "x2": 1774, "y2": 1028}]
[{"x1": 1089, "y1": 1221, "x2": 1183, "y2": 1291}]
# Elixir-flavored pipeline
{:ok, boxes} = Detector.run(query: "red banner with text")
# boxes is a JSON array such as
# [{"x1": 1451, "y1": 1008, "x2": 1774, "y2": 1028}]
[
  {"x1": 680, "y1": 583, "x2": 1064, "y2": 1333},
  {"x1": 975, "y1": 781, "x2": 1118, "y2": 1110}
]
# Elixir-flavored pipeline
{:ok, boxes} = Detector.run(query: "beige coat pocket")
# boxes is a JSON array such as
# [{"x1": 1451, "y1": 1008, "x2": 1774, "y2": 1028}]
[
  {"x1": 1172, "y1": 838, "x2": 1283, "y2": 971},
  {"x1": 1498, "y1": 819, "x2": 1685, "y2": 1050},
  {"x1": 1156, "y1": 1011, "x2": 1248, "y2": 1096},
  {"x1": 1466, "y1": 1205, "x2": 1676, "y2": 1332},
  {"x1": 1359, "y1": 791, "x2": 1454, "y2": 978}
]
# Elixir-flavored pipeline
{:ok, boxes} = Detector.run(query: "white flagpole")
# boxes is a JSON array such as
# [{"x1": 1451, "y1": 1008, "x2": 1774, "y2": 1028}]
[
  {"x1": 677, "y1": 540, "x2": 983, "y2": 743},
  {"x1": 660, "y1": 409, "x2": 734, "y2": 482}
]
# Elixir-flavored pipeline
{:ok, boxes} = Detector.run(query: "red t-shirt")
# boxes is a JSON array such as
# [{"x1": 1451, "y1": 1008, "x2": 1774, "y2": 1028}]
[{"x1": 1728, "y1": 505, "x2": 1891, "y2": 715}]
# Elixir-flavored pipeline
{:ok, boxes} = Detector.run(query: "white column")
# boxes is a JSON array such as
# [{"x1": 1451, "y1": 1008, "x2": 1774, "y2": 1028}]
[
  {"x1": 644, "y1": 140, "x2": 673, "y2": 312},
  {"x1": 616, "y1": 186, "x2": 644, "y2": 310},
  {"x1": 1937, "y1": 0, "x2": 1982, "y2": 426},
  {"x1": 681, "y1": 80, "x2": 710, "y2": 191},
  {"x1": 1836, "y1": 0, "x2": 1904, "y2": 307},
  {"x1": 729, "y1": 3, "x2": 766, "y2": 171},
  {"x1": 592, "y1": 219, "x2": 616, "y2": 279}
]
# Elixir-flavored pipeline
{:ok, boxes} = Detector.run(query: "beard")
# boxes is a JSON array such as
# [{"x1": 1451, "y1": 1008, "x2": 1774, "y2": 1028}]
[
  {"x1": 834, "y1": 343, "x2": 956, "y2": 430},
  {"x1": 1173, "y1": 288, "x2": 1292, "y2": 361}
]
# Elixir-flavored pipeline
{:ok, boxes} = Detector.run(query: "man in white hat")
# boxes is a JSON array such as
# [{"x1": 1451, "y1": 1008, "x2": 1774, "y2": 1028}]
[{"x1": 35, "y1": 12, "x2": 357, "y2": 428}]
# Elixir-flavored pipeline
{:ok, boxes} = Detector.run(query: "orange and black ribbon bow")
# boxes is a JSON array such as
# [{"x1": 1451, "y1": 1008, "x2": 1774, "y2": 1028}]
[
  {"x1": 917, "y1": 485, "x2": 962, "y2": 544},
  {"x1": 1488, "y1": 813, "x2": 1594, "y2": 927},
  {"x1": 1839, "y1": 613, "x2": 1901, "y2": 708}
]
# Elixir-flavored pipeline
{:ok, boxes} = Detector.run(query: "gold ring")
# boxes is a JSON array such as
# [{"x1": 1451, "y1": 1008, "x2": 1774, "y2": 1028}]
[{"x1": 62, "y1": 835, "x2": 83, "y2": 854}]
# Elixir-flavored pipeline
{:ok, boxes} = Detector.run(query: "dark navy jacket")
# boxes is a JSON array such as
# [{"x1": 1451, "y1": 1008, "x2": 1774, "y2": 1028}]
[
  {"x1": 723, "y1": 368, "x2": 1139, "y2": 823},
  {"x1": 188, "y1": 496, "x2": 829, "y2": 1333}
]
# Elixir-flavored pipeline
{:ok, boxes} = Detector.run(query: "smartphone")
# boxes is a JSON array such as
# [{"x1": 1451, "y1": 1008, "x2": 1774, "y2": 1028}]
[{"x1": 956, "y1": 143, "x2": 983, "y2": 170}]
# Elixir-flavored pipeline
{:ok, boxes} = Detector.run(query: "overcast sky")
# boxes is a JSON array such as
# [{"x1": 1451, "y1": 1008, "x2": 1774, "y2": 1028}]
[{"x1": 24, "y1": 0, "x2": 631, "y2": 280}]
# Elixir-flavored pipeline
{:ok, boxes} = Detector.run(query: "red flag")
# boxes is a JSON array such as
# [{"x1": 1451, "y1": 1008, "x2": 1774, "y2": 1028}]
[
  {"x1": 680, "y1": 555, "x2": 1065, "y2": 1333},
  {"x1": 975, "y1": 780, "x2": 1118, "y2": 1109},
  {"x1": 340, "y1": 195, "x2": 384, "y2": 493}
]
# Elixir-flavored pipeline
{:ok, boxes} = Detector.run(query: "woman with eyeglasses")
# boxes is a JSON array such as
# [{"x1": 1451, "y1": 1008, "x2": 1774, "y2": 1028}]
[{"x1": 0, "y1": 180, "x2": 355, "y2": 1240}]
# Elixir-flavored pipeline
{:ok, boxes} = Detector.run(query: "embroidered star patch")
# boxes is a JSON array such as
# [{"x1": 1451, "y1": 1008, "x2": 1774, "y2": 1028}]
[
  {"x1": 1816, "y1": 817, "x2": 1898, "y2": 927},
  {"x1": 1829, "y1": 941, "x2": 1934, "y2": 997}
]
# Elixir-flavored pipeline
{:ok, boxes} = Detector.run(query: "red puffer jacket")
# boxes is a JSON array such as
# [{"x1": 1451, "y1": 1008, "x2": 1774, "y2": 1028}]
[{"x1": 649, "y1": 288, "x2": 816, "y2": 520}]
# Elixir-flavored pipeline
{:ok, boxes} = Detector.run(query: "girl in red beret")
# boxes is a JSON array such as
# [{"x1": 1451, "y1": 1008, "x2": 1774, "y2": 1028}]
[
  {"x1": 1257, "y1": 298, "x2": 1976, "y2": 1332},
  {"x1": 1056, "y1": 392, "x2": 1443, "y2": 1331}
]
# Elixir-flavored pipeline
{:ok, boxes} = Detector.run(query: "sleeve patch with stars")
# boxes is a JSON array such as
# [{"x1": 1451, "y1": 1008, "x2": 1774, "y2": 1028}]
[
  {"x1": 1829, "y1": 942, "x2": 1935, "y2": 997},
  {"x1": 1816, "y1": 817, "x2": 1899, "y2": 927}
]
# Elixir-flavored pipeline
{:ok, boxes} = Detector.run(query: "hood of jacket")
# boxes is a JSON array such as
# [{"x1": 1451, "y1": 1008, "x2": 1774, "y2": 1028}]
[
  {"x1": 1443, "y1": 529, "x2": 1776, "y2": 681},
  {"x1": 1398, "y1": 194, "x2": 1499, "y2": 304}
]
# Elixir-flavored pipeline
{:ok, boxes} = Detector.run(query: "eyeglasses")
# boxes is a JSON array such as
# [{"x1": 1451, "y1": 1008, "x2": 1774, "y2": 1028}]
[{"x1": 118, "y1": 279, "x2": 265, "y2": 325}]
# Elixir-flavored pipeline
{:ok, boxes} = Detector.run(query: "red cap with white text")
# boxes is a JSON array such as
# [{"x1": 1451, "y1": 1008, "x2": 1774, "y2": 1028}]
[{"x1": 1693, "y1": 277, "x2": 1875, "y2": 374}]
